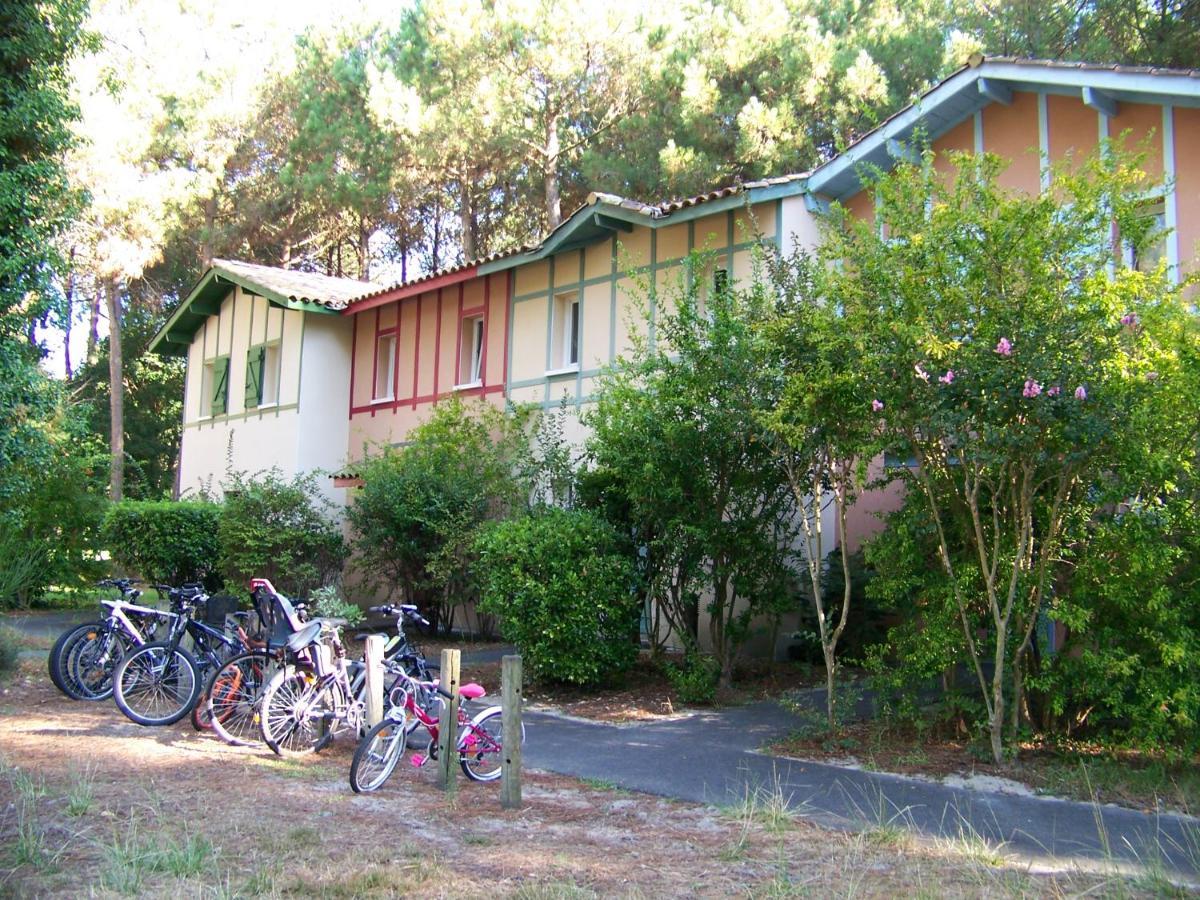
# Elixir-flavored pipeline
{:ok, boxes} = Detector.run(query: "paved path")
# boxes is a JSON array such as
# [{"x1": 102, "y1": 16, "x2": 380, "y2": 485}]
[{"x1": 522, "y1": 699, "x2": 1200, "y2": 881}]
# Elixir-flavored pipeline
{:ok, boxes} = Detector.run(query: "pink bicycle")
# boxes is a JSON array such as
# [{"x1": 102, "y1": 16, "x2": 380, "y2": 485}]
[{"x1": 348, "y1": 667, "x2": 522, "y2": 793}]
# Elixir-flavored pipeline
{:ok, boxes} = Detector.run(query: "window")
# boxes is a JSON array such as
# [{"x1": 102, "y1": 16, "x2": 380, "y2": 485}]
[
  {"x1": 1124, "y1": 198, "x2": 1167, "y2": 272},
  {"x1": 261, "y1": 344, "x2": 281, "y2": 405},
  {"x1": 202, "y1": 356, "x2": 230, "y2": 417},
  {"x1": 374, "y1": 333, "x2": 396, "y2": 400},
  {"x1": 551, "y1": 292, "x2": 580, "y2": 371},
  {"x1": 245, "y1": 343, "x2": 281, "y2": 409},
  {"x1": 458, "y1": 315, "x2": 484, "y2": 386}
]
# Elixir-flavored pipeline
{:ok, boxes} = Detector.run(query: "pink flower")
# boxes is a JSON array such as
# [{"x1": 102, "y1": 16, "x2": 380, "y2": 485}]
[
  {"x1": 939, "y1": 370, "x2": 955, "y2": 385},
  {"x1": 1147, "y1": 371, "x2": 1158, "y2": 381},
  {"x1": 1023, "y1": 379, "x2": 1042, "y2": 398},
  {"x1": 914, "y1": 363, "x2": 929, "y2": 382},
  {"x1": 871, "y1": 399, "x2": 884, "y2": 412},
  {"x1": 994, "y1": 337, "x2": 1012, "y2": 356},
  {"x1": 1121, "y1": 313, "x2": 1139, "y2": 328},
  {"x1": 1047, "y1": 385, "x2": 1061, "y2": 396},
  {"x1": 1074, "y1": 385, "x2": 1087, "y2": 400}
]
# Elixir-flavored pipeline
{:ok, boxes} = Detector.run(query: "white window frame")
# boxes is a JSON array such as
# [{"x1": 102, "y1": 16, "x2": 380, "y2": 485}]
[
  {"x1": 199, "y1": 360, "x2": 216, "y2": 420},
  {"x1": 260, "y1": 342, "x2": 281, "y2": 407},
  {"x1": 456, "y1": 315, "x2": 484, "y2": 389},
  {"x1": 548, "y1": 292, "x2": 580, "y2": 375},
  {"x1": 373, "y1": 333, "x2": 396, "y2": 402},
  {"x1": 1123, "y1": 196, "x2": 1168, "y2": 273}
]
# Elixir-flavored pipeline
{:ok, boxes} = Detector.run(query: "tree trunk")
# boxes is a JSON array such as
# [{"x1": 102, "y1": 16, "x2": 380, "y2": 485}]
[
  {"x1": 544, "y1": 115, "x2": 562, "y2": 229},
  {"x1": 459, "y1": 182, "x2": 476, "y2": 262},
  {"x1": 87, "y1": 288, "x2": 101, "y2": 366},
  {"x1": 106, "y1": 277, "x2": 125, "y2": 502},
  {"x1": 63, "y1": 254, "x2": 75, "y2": 379},
  {"x1": 358, "y1": 217, "x2": 369, "y2": 280}
]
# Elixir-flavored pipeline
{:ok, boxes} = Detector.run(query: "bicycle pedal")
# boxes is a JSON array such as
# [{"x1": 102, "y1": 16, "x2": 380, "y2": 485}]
[{"x1": 410, "y1": 753, "x2": 427, "y2": 768}]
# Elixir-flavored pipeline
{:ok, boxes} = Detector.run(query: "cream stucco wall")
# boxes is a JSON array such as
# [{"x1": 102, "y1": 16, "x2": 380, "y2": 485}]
[{"x1": 178, "y1": 285, "x2": 350, "y2": 503}]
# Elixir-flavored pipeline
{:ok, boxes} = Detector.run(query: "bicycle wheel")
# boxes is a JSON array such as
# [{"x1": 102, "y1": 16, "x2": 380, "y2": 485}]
[
  {"x1": 67, "y1": 627, "x2": 132, "y2": 701},
  {"x1": 113, "y1": 642, "x2": 200, "y2": 726},
  {"x1": 190, "y1": 691, "x2": 213, "y2": 730},
  {"x1": 348, "y1": 716, "x2": 408, "y2": 793},
  {"x1": 260, "y1": 665, "x2": 337, "y2": 756},
  {"x1": 459, "y1": 706, "x2": 522, "y2": 783},
  {"x1": 47, "y1": 622, "x2": 100, "y2": 699},
  {"x1": 205, "y1": 651, "x2": 272, "y2": 747}
]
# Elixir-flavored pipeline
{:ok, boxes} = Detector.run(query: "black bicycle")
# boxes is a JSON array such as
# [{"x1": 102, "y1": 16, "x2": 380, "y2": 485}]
[{"x1": 112, "y1": 590, "x2": 248, "y2": 726}]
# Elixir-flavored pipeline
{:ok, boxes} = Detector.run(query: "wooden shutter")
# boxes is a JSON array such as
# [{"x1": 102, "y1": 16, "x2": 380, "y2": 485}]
[
  {"x1": 211, "y1": 357, "x2": 230, "y2": 416},
  {"x1": 244, "y1": 346, "x2": 264, "y2": 409}
]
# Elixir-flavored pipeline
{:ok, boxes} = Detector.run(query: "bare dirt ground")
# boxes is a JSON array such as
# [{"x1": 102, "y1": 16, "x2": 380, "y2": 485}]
[{"x1": 0, "y1": 660, "x2": 1170, "y2": 898}]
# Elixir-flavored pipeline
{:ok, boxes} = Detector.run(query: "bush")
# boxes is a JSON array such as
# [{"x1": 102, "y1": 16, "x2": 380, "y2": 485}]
[
  {"x1": 0, "y1": 625, "x2": 20, "y2": 675},
  {"x1": 218, "y1": 470, "x2": 345, "y2": 599},
  {"x1": 474, "y1": 507, "x2": 640, "y2": 686},
  {"x1": 310, "y1": 585, "x2": 364, "y2": 627},
  {"x1": 665, "y1": 653, "x2": 719, "y2": 705},
  {"x1": 103, "y1": 500, "x2": 222, "y2": 587}
]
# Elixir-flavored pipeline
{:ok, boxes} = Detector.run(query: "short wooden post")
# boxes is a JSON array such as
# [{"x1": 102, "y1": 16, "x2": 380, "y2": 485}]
[
  {"x1": 363, "y1": 635, "x2": 385, "y2": 728},
  {"x1": 501, "y1": 654, "x2": 523, "y2": 810},
  {"x1": 436, "y1": 648, "x2": 460, "y2": 796}
]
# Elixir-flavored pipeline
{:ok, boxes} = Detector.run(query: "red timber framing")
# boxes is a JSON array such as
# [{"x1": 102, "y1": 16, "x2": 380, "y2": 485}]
[{"x1": 346, "y1": 270, "x2": 506, "y2": 417}]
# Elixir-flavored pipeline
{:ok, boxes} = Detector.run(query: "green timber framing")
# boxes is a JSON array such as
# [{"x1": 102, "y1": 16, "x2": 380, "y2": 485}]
[
  {"x1": 149, "y1": 261, "x2": 342, "y2": 357},
  {"x1": 480, "y1": 181, "x2": 802, "y2": 412}
]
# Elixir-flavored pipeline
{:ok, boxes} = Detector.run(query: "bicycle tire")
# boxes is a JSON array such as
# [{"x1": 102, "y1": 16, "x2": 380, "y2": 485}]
[
  {"x1": 459, "y1": 706, "x2": 522, "y2": 783},
  {"x1": 113, "y1": 641, "x2": 200, "y2": 726},
  {"x1": 260, "y1": 664, "x2": 338, "y2": 756},
  {"x1": 205, "y1": 650, "x2": 273, "y2": 747},
  {"x1": 348, "y1": 715, "x2": 408, "y2": 793},
  {"x1": 66, "y1": 627, "x2": 133, "y2": 701},
  {"x1": 47, "y1": 622, "x2": 100, "y2": 699}
]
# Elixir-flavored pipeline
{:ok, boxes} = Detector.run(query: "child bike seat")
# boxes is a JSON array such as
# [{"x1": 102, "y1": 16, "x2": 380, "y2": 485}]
[{"x1": 285, "y1": 621, "x2": 323, "y2": 654}]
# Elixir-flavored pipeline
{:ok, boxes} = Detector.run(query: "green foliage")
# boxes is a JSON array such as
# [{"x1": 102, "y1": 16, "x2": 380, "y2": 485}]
[
  {"x1": 310, "y1": 585, "x2": 364, "y2": 627},
  {"x1": 474, "y1": 507, "x2": 639, "y2": 686},
  {"x1": 218, "y1": 470, "x2": 345, "y2": 599},
  {"x1": 585, "y1": 251, "x2": 798, "y2": 687},
  {"x1": 0, "y1": 626, "x2": 20, "y2": 675},
  {"x1": 0, "y1": 0, "x2": 91, "y2": 337},
  {"x1": 664, "y1": 653, "x2": 719, "y2": 705},
  {"x1": 832, "y1": 146, "x2": 1199, "y2": 759},
  {"x1": 347, "y1": 398, "x2": 533, "y2": 632},
  {"x1": 103, "y1": 501, "x2": 221, "y2": 587}
]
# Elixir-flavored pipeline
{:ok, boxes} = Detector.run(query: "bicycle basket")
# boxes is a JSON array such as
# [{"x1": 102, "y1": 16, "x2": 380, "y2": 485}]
[{"x1": 202, "y1": 594, "x2": 240, "y2": 627}]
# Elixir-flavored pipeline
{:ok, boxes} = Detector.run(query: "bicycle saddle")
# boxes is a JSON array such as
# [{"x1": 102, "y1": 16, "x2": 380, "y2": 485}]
[
  {"x1": 459, "y1": 683, "x2": 486, "y2": 700},
  {"x1": 285, "y1": 621, "x2": 323, "y2": 654}
]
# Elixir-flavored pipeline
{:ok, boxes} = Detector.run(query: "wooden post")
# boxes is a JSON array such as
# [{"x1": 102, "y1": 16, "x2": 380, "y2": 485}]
[
  {"x1": 501, "y1": 654, "x2": 523, "y2": 810},
  {"x1": 364, "y1": 635, "x2": 385, "y2": 728},
  {"x1": 436, "y1": 648, "x2": 460, "y2": 796}
]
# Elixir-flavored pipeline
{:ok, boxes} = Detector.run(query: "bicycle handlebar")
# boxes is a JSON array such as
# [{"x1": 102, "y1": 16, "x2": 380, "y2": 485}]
[{"x1": 367, "y1": 604, "x2": 430, "y2": 628}]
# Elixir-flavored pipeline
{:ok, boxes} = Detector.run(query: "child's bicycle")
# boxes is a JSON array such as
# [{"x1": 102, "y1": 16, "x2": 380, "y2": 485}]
[{"x1": 347, "y1": 665, "x2": 522, "y2": 793}]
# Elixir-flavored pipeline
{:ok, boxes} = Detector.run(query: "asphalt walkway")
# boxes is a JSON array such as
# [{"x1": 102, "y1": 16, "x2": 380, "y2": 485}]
[{"x1": 521, "y1": 698, "x2": 1199, "y2": 881}]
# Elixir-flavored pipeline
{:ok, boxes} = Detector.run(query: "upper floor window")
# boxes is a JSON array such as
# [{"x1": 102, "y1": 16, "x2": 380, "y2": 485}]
[
  {"x1": 1124, "y1": 198, "x2": 1167, "y2": 273},
  {"x1": 459, "y1": 315, "x2": 484, "y2": 386},
  {"x1": 551, "y1": 292, "x2": 580, "y2": 371},
  {"x1": 202, "y1": 356, "x2": 230, "y2": 418},
  {"x1": 244, "y1": 343, "x2": 281, "y2": 409},
  {"x1": 374, "y1": 333, "x2": 396, "y2": 401}
]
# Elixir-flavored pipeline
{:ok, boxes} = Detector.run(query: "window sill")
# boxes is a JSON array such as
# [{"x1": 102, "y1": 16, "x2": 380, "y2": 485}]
[
  {"x1": 369, "y1": 396, "x2": 394, "y2": 405},
  {"x1": 453, "y1": 381, "x2": 483, "y2": 391},
  {"x1": 544, "y1": 365, "x2": 580, "y2": 378}
]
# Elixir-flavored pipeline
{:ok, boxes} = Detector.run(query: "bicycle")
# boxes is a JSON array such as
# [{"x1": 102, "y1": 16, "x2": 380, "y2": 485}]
[
  {"x1": 256, "y1": 596, "x2": 440, "y2": 755},
  {"x1": 111, "y1": 590, "x2": 249, "y2": 726},
  {"x1": 200, "y1": 579, "x2": 310, "y2": 747},
  {"x1": 348, "y1": 666, "x2": 521, "y2": 793},
  {"x1": 49, "y1": 580, "x2": 185, "y2": 702}
]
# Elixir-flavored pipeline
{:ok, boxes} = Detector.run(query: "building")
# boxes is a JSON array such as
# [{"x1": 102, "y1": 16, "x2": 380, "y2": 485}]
[{"x1": 154, "y1": 55, "x2": 1200, "y2": 539}]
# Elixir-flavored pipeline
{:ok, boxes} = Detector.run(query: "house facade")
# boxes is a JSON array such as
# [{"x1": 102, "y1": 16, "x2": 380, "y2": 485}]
[
  {"x1": 153, "y1": 54, "x2": 1200, "y2": 555},
  {"x1": 149, "y1": 259, "x2": 380, "y2": 504}
]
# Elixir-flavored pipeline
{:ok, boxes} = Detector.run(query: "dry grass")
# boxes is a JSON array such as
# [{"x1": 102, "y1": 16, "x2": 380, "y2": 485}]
[{"x1": 0, "y1": 659, "x2": 1174, "y2": 898}]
